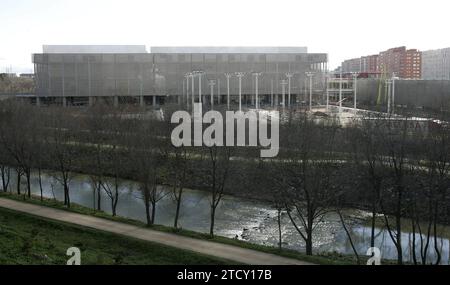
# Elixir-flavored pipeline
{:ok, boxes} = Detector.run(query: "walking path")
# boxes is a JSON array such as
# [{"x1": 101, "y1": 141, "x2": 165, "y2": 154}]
[{"x1": 0, "y1": 198, "x2": 311, "y2": 265}]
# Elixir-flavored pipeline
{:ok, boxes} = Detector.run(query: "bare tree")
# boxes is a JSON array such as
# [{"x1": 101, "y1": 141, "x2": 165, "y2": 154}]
[{"x1": 273, "y1": 112, "x2": 340, "y2": 255}]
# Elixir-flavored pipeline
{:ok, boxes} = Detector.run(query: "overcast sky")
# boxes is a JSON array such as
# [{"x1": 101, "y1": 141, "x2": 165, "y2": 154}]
[{"x1": 1, "y1": 0, "x2": 449, "y2": 73}]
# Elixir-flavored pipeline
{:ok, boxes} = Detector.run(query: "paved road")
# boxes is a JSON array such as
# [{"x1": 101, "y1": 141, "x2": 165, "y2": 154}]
[{"x1": 0, "y1": 198, "x2": 311, "y2": 265}]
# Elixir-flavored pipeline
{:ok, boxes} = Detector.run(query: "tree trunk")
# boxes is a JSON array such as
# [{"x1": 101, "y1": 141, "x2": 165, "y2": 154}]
[
  {"x1": 97, "y1": 181, "x2": 101, "y2": 211},
  {"x1": 25, "y1": 169, "x2": 31, "y2": 198},
  {"x1": 433, "y1": 209, "x2": 442, "y2": 265},
  {"x1": 38, "y1": 168, "x2": 43, "y2": 201},
  {"x1": 210, "y1": 205, "x2": 216, "y2": 237},
  {"x1": 151, "y1": 201, "x2": 156, "y2": 225},
  {"x1": 174, "y1": 188, "x2": 183, "y2": 228},
  {"x1": 64, "y1": 181, "x2": 70, "y2": 208},
  {"x1": 371, "y1": 202, "x2": 376, "y2": 248},
  {"x1": 305, "y1": 235, "x2": 313, "y2": 256},
  {"x1": 16, "y1": 169, "x2": 21, "y2": 195},
  {"x1": 1, "y1": 166, "x2": 10, "y2": 192},
  {"x1": 112, "y1": 187, "x2": 119, "y2": 217},
  {"x1": 412, "y1": 219, "x2": 417, "y2": 265},
  {"x1": 144, "y1": 199, "x2": 151, "y2": 226},
  {"x1": 277, "y1": 208, "x2": 282, "y2": 250}
]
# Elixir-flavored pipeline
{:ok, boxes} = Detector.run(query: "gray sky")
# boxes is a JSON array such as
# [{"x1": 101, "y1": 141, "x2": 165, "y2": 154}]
[{"x1": 1, "y1": 0, "x2": 449, "y2": 73}]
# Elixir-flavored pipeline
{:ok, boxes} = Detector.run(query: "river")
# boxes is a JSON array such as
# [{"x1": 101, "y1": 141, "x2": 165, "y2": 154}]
[{"x1": 1, "y1": 170, "x2": 449, "y2": 264}]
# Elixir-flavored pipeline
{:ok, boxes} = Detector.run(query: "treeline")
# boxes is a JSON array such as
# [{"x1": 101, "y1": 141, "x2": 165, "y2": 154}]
[
  {"x1": 0, "y1": 75, "x2": 34, "y2": 94},
  {"x1": 0, "y1": 100, "x2": 449, "y2": 265}
]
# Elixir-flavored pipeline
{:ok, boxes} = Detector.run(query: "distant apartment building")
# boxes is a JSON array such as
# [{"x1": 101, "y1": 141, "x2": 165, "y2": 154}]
[
  {"x1": 341, "y1": 46, "x2": 421, "y2": 79},
  {"x1": 19, "y1": 73, "x2": 34, "y2": 79},
  {"x1": 422, "y1": 47, "x2": 450, "y2": 80},
  {"x1": 342, "y1": 55, "x2": 378, "y2": 73},
  {"x1": 378, "y1": 47, "x2": 421, "y2": 79}
]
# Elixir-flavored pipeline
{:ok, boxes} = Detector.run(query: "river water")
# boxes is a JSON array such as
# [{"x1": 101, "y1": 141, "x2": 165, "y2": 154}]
[{"x1": 1, "y1": 170, "x2": 449, "y2": 264}]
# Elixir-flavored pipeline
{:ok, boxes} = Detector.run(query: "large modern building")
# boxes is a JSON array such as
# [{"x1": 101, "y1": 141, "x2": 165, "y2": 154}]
[
  {"x1": 32, "y1": 45, "x2": 328, "y2": 107},
  {"x1": 422, "y1": 47, "x2": 450, "y2": 80}
]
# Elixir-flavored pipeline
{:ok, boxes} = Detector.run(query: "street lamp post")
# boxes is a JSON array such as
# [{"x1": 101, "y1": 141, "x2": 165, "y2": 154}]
[
  {"x1": 235, "y1": 72, "x2": 245, "y2": 111},
  {"x1": 224, "y1": 73, "x2": 232, "y2": 110},
  {"x1": 391, "y1": 73, "x2": 399, "y2": 115},
  {"x1": 190, "y1": 73, "x2": 195, "y2": 106},
  {"x1": 386, "y1": 79, "x2": 392, "y2": 114},
  {"x1": 270, "y1": 79, "x2": 274, "y2": 107},
  {"x1": 209, "y1": 80, "x2": 216, "y2": 108},
  {"x1": 280, "y1": 80, "x2": 287, "y2": 108},
  {"x1": 285, "y1": 72, "x2": 294, "y2": 108},
  {"x1": 252, "y1": 72, "x2": 262, "y2": 110},
  {"x1": 339, "y1": 71, "x2": 343, "y2": 114},
  {"x1": 185, "y1": 73, "x2": 191, "y2": 108},
  {"x1": 193, "y1": 71, "x2": 204, "y2": 103},
  {"x1": 305, "y1": 72, "x2": 314, "y2": 111},
  {"x1": 352, "y1": 72, "x2": 358, "y2": 110}
]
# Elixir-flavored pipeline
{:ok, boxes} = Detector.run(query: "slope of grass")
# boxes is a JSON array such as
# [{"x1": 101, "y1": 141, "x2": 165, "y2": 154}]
[{"x1": 0, "y1": 206, "x2": 235, "y2": 265}]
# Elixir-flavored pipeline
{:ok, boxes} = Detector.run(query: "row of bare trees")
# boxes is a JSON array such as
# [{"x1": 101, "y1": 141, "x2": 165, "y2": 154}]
[{"x1": 0, "y1": 100, "x2": 449, "y2": 264}]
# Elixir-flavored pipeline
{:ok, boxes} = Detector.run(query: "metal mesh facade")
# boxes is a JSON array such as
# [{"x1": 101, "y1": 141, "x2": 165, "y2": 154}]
[{"x1": 33, "y1": 51, "x2": 328, "y2": 99}]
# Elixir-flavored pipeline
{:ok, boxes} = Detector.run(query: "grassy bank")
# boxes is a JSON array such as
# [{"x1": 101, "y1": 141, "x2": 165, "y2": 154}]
[
  {"x1": 0, "y1": 192, "x2": 367, "y2": 265},
  {"x1": 0, "y1": 206, "x2": 237, "y2": 265}
]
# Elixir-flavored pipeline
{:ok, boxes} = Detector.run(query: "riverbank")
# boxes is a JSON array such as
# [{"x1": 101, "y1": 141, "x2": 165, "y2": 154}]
[
  {"x1": 0, "y1": 192, "x2": 365, "y2": 265},
  {"x1": 0, "y1": 206, "x2": 235, "y2": 265}
]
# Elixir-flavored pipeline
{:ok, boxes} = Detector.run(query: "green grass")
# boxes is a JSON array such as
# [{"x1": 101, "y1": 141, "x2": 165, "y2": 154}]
[
  {"x1": 0, "y1": 192, "x2": 370, "y2": 265},
  {"x1": 0, "y1": 206, "x2": 236, "y2": 265}
]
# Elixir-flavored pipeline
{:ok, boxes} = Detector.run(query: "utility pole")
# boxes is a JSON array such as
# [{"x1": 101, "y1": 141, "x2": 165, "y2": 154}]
[
  {"x1": 209, "y1": 80, "x2": 216, "y2": 108},
  {"x1": 326, "y1": 73, "x2": 329, "y2": 111},
  {"x1": 285, "y1": 72, "x2": 294, "y2": 108},
  {"x1": 225, "y1": 73, "x2": 232, "y2": 110},
  {"x1": 280, "y1": 80, "x2": 287, "y2": 109},
  {"x1": 392, "y1": 73, "x2": 399, "y2": 115},
  {"x1": 306, "y1": 72, "x2": 314, "y2": 111},
  {"x1": 193, "y1": 71, "x2": 204, "y2": 104},
  {"x1": 185, "y1": 73, "x2": 191, "y2": 109},
  {"x1": 339, "y1": 71, "x2": 342, "y2": 114},
  {"x1": 252, "y1": 72, "x2": 262, "y2": 110},
  {"x1": 386, "y1": 79, "x2": 392, "y2": 115},
  {"x1": 235, "y1": 72, "x2": 245, "y2": 111},
  {"x1": 352, "y1": 72, "x2": 358, "y2": 110},
  {"x1": 190, "y1": 73, "x2": 195, "y2": 106}
]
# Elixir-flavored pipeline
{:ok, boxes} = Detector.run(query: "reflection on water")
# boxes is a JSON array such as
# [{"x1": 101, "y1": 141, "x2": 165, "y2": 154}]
[{"x1": 1, "y1": 170, "x2": 449, "y2": 264}]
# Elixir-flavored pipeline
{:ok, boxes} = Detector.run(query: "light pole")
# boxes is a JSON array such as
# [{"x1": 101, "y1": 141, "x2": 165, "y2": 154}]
[
  {"x1": 185, "y1": 73, "x2": 191, "y2": 108},
  {"x1": 193, "y1": 71, "x2": 204, "y2": 103},
  {"x1": 386, "y1": 79, "x2": 392, "y2": 114},
  {"x1": 190, "y1": 73, "x2": 195, "y2": 106},
  {"x1": 326, "y1": 72, "x2": 330, "y2": 111},
  {"x1": 280, "y1": 80, "x2": 287, "y2": 108},
  {"x1": 235, "y1": 72, "x2": 245, "y2": 111},
  {"x1": 252, "y1": 72, "x2": 262, "y2": 110},
  {"x1": 392, "y1": 73, "x2": 399, "y2": 115},
  {"x1": 270, "y1": 79, "x2": 274, "y2": 107},
  {"x1": 209, "y1": 80, "x2": 216, "y2": 108},
  {"x1": 224, "y1": 73, "x2": 232, "y2": 110},
  {"x1": 285, "y1": 72, "x2": 294, "y2": 108},
  {"x1": 352, "y1": 72, "x2": 358, "y2": 110},
  {"x1": 339, "y1": 71, "x2": 343, "y2": 114},
  {"x1": 305, "y1": 72, "x2": 314, "y2": 111}
]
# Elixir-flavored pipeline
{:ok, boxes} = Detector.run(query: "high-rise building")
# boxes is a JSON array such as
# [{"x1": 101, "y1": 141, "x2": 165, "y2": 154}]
[
  {"x1": 341, "y1": 55, "x2": 378, "y2": 73},
  {"x1": 341, "y1": 47, "x2": 421, "y2": 79},
  {"x1": 422, "y1": 47, "x2": 450, "y2": 80},
  {"x1": 378, "y1": 47, "x2": 421, "y2": 79}
]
